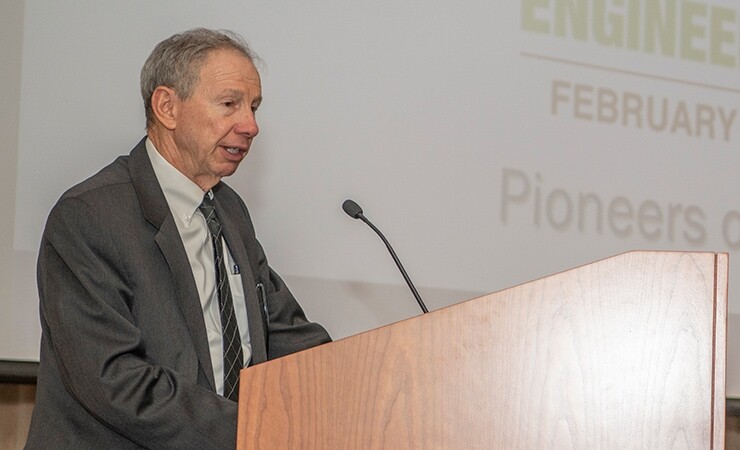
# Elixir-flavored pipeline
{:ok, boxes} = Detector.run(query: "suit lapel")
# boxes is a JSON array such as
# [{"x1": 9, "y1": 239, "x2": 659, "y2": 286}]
[
  {"x1": 128, "y1": 138, "x2": 217, "y2": 391},
  {"x1": 212, "y1": 189, "x2": 268, "y2": 365}
]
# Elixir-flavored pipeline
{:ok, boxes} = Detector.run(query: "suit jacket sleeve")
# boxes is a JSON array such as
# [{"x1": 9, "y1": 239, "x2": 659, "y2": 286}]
[
  {"x1": 258, "y1": 245, "x2": 332, "y2": 360},
  {"x1": 37, "y1": 196, "x2": 238, "y2": 450}
]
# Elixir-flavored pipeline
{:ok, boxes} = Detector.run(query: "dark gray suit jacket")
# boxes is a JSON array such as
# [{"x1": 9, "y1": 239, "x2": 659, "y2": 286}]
[{"x1": 25, "y1": 138, "x2": 330, "y2": 449}]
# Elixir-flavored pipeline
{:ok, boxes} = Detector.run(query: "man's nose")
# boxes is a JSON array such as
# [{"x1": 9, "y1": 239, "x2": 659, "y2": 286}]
[{"x1": 235, "y1": 110, "x2": 259, "y2": 137}]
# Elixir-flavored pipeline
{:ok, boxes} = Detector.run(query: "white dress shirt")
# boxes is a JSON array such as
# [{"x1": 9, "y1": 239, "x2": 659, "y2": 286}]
[{"x1": 146, "y1": 138, "x2": 252, "y2": 395}]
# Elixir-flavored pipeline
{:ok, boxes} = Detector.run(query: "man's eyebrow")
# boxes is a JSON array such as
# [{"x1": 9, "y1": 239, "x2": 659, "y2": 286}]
[
  {"x1": 219, "y1": 89, "x2": 261, "y2": 105},
  {"x1": 220, "y1": 88, "x2": 243, "y2": 98}
]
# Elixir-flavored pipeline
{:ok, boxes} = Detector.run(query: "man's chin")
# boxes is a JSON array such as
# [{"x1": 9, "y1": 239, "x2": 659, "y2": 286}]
[{"x1": 215, "y1": 162, "x2": 242, "y2": 179}]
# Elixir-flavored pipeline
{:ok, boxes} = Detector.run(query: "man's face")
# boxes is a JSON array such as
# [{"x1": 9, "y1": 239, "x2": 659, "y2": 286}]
[{"x1": 171, "y1": 48, "x2": 262, "y2": 190}]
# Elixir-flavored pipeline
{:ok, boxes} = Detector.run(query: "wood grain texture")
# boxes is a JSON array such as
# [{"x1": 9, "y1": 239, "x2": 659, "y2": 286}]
[
  {"x1": 0, "y1": 384, "x2": 36, "y2": 450},
  {"x1": 712, "y1": 253, "x2": 728, "y2": 450},
  {"x1": 237, "y1": 251, "x2": 727, "y2": 449}
]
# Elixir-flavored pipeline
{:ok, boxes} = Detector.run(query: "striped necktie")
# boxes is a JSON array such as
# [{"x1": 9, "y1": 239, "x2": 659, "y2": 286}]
[{"x1": 199, "y1": 194, "x2": 244, "y2": 401}]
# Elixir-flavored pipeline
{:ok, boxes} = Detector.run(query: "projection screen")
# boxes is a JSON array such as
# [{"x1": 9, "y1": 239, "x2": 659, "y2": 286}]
[{"x1": 3, "y1": 0, "x2": 740, "y2": 396}]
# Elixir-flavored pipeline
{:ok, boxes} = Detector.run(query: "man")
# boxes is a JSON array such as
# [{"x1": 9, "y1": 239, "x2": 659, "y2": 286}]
[{"x1": 25, "y1": 29, "x2": 331, "y2": 449}]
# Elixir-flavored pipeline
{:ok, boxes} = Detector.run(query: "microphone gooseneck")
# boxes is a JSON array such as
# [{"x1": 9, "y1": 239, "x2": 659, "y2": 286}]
[{"x1": 342, "y1": 199, "x2": 429, "y2": 314}]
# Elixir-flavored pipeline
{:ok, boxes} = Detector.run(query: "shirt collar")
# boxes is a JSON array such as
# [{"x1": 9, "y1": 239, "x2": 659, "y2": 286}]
[{"x1": 146, "y1": 137, "x2": 208, "y2": 226}]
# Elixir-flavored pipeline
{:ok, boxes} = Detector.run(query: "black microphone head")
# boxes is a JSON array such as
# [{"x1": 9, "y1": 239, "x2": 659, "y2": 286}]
[{"x1": 342, "y1": 199, "x2": 363, "y2": 219}]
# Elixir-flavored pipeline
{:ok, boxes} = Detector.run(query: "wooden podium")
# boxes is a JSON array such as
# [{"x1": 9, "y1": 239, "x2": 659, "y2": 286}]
[{"x1": 237, "y1": 251, "x2": 727, "y2": 449}]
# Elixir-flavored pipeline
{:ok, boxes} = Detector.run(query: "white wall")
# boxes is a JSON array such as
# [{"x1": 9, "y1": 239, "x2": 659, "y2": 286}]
[{"x1": 0, "y1": 0, "x2": 25, "y2": 364}]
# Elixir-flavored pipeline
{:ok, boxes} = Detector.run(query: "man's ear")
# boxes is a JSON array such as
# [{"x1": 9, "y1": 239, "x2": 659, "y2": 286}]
[{"x1": 150, "y1": 86, "x2": 179, "y2": 130}]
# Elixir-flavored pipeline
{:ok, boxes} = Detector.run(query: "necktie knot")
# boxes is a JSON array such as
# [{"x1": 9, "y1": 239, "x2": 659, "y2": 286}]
[{"x1": 198, "y1": 194, "x2": 221, "y2": 238}]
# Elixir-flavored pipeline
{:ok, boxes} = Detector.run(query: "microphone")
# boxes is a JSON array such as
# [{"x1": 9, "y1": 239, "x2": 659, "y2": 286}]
[{"x1": 342, "y1": 199, "x2": 429, "y2": 314}]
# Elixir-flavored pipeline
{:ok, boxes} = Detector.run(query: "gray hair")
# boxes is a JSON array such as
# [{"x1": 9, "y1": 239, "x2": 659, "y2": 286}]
[{"x1": 140, "y1": 28, "x2": 258, "y2": 126}]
